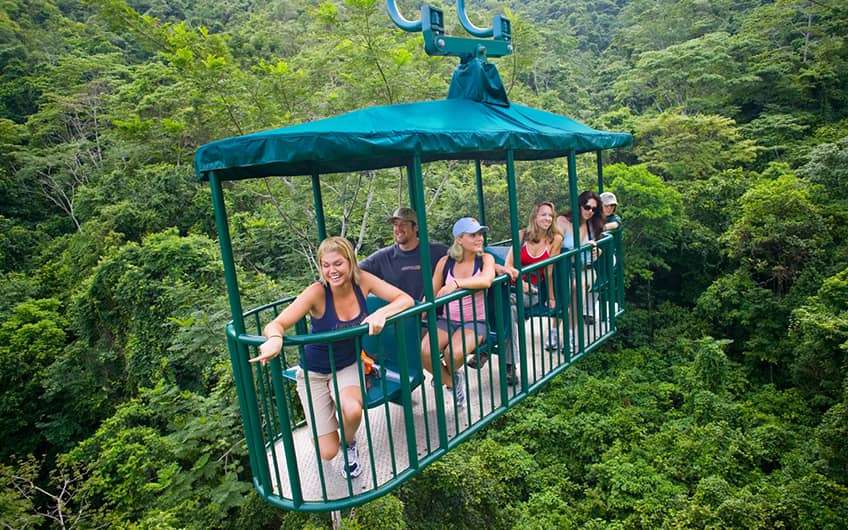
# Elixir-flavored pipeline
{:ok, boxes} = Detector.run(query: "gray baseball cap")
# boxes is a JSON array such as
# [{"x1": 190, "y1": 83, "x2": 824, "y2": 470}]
[{"x1": 387, "y1": 207, "x2": 417, "y2": 224}]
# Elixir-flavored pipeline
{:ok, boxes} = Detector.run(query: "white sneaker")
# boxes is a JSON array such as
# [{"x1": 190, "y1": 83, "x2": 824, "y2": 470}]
[
  {"x1": 545, "y1": 329, "x2": 560, "y2": 351},
  {"x1": 451, "y1": 372, "x2": 466, "y2": 409},
  {"x1": 340, "y1": 442, "x2": 362, "y2": 478}
]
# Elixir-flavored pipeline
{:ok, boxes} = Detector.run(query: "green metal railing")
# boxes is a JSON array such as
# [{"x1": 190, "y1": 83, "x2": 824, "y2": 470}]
[{"x1": 224, "y1": 229, "x2": 624, "y2": 512}]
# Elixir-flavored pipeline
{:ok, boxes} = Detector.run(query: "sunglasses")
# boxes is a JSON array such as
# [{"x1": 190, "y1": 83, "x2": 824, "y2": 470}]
[{"x1": 581, "y1": 204, "x2": 597, "y2": 212}]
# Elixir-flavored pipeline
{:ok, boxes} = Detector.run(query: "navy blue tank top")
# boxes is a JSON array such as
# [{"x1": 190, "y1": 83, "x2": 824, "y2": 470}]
[{"x1": 302, "y1": 283, "x2": 369, "y2": 374}]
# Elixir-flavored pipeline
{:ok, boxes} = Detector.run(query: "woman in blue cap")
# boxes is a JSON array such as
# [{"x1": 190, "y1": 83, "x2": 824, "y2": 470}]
[{"x1": 421, "y1": 217, "x2": 496, "y2": 409}]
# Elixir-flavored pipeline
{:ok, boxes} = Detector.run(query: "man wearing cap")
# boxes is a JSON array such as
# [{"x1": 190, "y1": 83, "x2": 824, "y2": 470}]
[
  {"x1": 359, "y1": 207, "x2": 449, "y2": 301},
  {"x1": 601, "y1": 192, "x2": 622, "y2": 231}
]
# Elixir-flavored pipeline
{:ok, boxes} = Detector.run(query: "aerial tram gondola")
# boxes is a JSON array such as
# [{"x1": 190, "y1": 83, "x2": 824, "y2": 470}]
[{"x1": 195, "y1": 0, "x2": 631, "y2": 513}]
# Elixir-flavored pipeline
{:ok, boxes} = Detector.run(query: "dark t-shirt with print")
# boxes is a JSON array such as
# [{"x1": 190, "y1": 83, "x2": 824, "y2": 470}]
[{"x1": 359, "y1": 242, "x2": 448, "y2": 300}]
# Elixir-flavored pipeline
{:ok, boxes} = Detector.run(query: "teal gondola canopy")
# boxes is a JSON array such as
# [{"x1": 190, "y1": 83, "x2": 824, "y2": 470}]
[{"x1": 194, "y1": 58, "x2": 632, "y2": 181}]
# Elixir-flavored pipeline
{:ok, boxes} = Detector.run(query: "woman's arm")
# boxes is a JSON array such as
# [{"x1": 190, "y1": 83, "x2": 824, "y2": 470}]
[
  {"x1": 546, "y1": 234, "x2": 564, "y2": 305},
  {"x1": 604, "y1": 219, "x2": 620, "y2": 231},
  {"x1": 250, "y1": 282, "x2": 323, "y2": 365},
  {"x1": 556, "y1": 215, "x2": 569, "y2": 237},
  {"x1": 359, "y1": 271, "x2": 414, "y2": 335}
]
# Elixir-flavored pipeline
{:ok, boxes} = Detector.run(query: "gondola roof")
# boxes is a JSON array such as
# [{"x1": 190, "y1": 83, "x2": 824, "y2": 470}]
[{"x1": 195, "y1": 58, "x2": 632, "y2": 181}]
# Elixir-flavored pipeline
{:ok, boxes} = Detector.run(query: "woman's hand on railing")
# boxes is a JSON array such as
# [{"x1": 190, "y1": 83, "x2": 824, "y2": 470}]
[
  {"x1": 249, "y1": 336, "x2": 283, "y2": 366},
  {"x1": 362, "y1": 312, "x2": 387, "y2": 335},
  {"x1": 589, "y1": 241, "x2": 600, "y2": 260},
  {"x1": 496, "y1": 264, "x2": 518, "y2": 281}
]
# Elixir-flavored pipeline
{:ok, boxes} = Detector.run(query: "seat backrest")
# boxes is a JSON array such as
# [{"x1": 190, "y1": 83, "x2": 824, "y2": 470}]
[
  {"x1": 361, "y1": 295, "x2": 422, "y2": 384},
  {"x1": 484, "y1": 246, "x2": 513, "y2": 338},
  {"x1": 484, "y1": 245, "x2": 510, "y2": 266}
]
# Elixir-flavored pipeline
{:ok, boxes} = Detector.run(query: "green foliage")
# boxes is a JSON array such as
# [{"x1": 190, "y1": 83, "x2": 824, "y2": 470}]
[
  {"x1": 342, "y1": 494, "x2": 406, "y2": 530},
  {"x1": 789, "y1": 267, "x2": 848, "y2": 404},
  {"x1": 798, "y1": 137, "x2": 848, "y2": 204},
  {"x1": 723, "y1": 173, "x2": 828, "y2": 293},
  {"x1": 0, "y1": 298, "x2": 67, "y2": 458},
  {"x1": 605, "y1": 163, "x2": 683, "y2": 283},
  {"x1": 71, "y1": 229, "x2": 223, "y2": 392},
  {"x1": 634, "y1": 110, "x2": 758, "y2": 180},
  {"x1": 0, "y1": 216, "x2": 46, "y2": 273},
  {"x1": 2, "y1": 0, "x2": 848, "y2": 526},
  {"x1": 400, "y1": 439, "x2": 537, "y2": 528},
  {"x1": 696, "y1": 270, "x2": 789, "y2": 365},
  {"x1": 0, "y1": 458, "x2": 40, "y2": 529},
  {"x1": 616, "y1": 32, "x2": 758, "y2": 114},
  {"x1": 816, "y1": 387, "x2": 848, "y2": 484},
  {"x1": 59, "y1": 383, "x2": 250, "y2": 528}
]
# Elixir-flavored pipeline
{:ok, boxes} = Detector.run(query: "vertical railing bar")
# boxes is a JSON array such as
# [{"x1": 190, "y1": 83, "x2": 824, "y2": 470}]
[
  {"x1": 462, "y1": 292, "x2": 474, "y2": 426},
  {"x1": 378, "y1": 353, "x2": 399, "y2": 479},
  {"x1": 493, "y1": 282, "x2": 510, "y2": 407},
  {"x1": 485, "y1": 290, "x2": 496, "y2": 413},
  {"x1": 542, "y1": 271, "x2": 550, "y2": 377},
  {"x1": 311, "y1": 172, "x2": 327, "y2": 241},
  {"x1": 528, "y1": 277, "x2": 538, "y2": 384},
  {"x1": 588, "y1": 251, "x2": 594, "y2": 349},
  {"x1": 410, "y1": 152, "x2": 448, "y2": 451},
  {"x1": 352, "y1": 336, "x2": 379, "y2": 490},
  {"x1": 226, "y1": 334, "x2": 261, "y2": 496},
  {"x1": 253, "y1": 361, "x2": 273, "y2": 446},
  {"x1": 300, "y1": 364, "x2": 329, "y2": 501},
  {"x1": 475, "y1": 159, "x2": 488, "y2": 246},
  {"x1": 444, "y1": 304, "x2": 460, "y2": 436},
  {"x1": 395, "y1": 320, "x2": 419, "y2": 471},
  {"x1": 209, "y1": 173, "x2": 271, "y2": 493},
  {"x1": 269, "y1": 355, "x2": 302, "y2": 505},
  {"x1": 590, "y1": 257, "x2": 597, "y2": 346},
  {"x1": 327, "y1": 344, "x2": 355, "y2": 497},
  {"x1": 597, "y1": 240, "x2": 608, "y2": 335},
  {"x1": 568, "y1": 262, "x2": 575, "y2": 357},
  {"x1": 505, "y1": 151, "x2": 528, "y2": 392},
  {"x1": 416, "y1": 323, "x2": 432, "y2": 455},
  {"x1": 255, "y1": 359, "x2": 284, "y2": 497},
  {"x1": 471, "y1": 291, "x2": 484, "y2": 422},
  {"x1": 556, "y1": 256, "x2": 568, "y2": 366},
  {"x1": 549, "y1": 269, "x2": 557, "y2": 371},
  {"x1": 567, "y1": 152, "x2": 586, "y2": 357},
  {"x1": 608, "y1": 236, "x2": 618, "y2": 332},
  {"x1": 279, "y1": 373, "x2": 296, "y2": 440}
]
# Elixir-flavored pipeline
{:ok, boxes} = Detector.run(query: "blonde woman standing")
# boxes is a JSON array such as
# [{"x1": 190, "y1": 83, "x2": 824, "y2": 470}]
[{"x1": 250, "y1": 237, "x2": 413, "y2": 478}]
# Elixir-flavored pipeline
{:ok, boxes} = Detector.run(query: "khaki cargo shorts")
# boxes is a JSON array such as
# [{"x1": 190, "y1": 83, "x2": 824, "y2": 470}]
[{"x1": 295, "y1": 363, "x2": 362, "y2": 437}]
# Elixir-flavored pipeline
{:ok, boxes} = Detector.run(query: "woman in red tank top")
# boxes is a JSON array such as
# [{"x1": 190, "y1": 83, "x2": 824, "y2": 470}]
[{"x1": 500, "y1": 202, "x2": 564, "y2": 373}]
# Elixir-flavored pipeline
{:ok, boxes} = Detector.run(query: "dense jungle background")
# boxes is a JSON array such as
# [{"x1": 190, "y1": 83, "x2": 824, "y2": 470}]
[{"x1": 2, "y1": 0, "x2": 848, "y2": 528}]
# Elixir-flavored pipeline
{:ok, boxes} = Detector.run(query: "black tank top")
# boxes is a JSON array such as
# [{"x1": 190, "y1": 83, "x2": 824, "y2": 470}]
[{"x1": 302, "y1": 283, "x2": 368, "y2": 374}]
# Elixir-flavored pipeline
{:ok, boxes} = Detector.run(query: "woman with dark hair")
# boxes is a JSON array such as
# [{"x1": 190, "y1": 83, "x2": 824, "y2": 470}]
[
  {"x1": 556, "y1": 191, "x2": 605, "y2": 251},
  {"x1": 555, "y1": 191, "x2": 604, "y2": 348}
]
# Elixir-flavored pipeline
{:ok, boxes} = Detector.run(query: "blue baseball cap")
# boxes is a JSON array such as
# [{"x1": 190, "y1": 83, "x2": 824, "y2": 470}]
[{"x1": 452, "y1": 217, "x2": 489, "y2": 237}]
